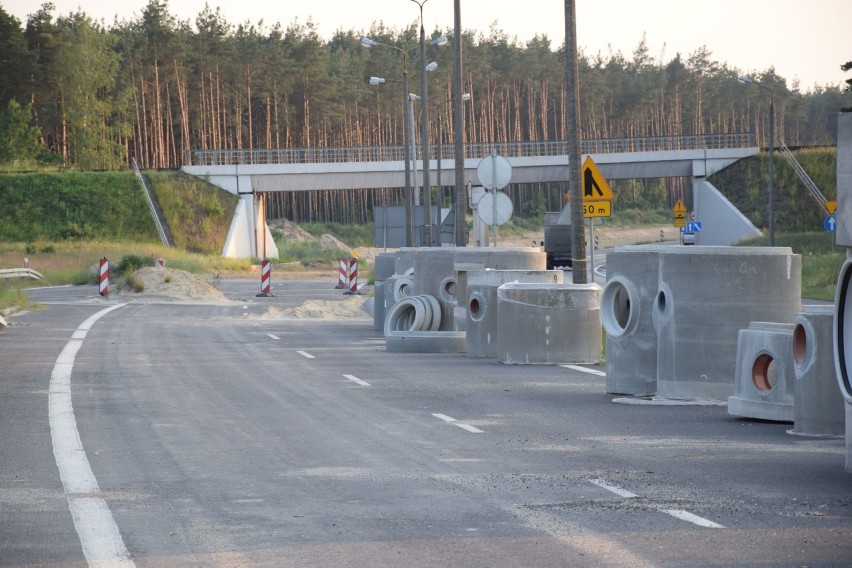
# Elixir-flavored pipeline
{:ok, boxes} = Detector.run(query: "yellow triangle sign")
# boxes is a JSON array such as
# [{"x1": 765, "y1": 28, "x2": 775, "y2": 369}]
[
  {"x1": 581, "y1": 157, "x2": 614, "y2": 201},
  {"x1": 672, "y1": 199, "x2": 687, "y2": 214}
]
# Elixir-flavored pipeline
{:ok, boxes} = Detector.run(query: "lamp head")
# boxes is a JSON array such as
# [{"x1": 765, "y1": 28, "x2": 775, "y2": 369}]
[
  {"x1": 425, "y1": 61, "x2": 438, "y2": 72},
  {"x1": 360, "y1": 37, "x2": 379, "y2": 48},
  {"x1": 369, "y1": 77, "x2": 386, "y2": 85},
  {"x1": 430, "y1": 35, "x2": 449, "y2": 47},
  {"x1": 737, "y1": 76, "x2": 752, "y2": 85},
  {"x1": 409, "y1": 93, "x2": 421, "y2": 101},
  {"x1": 462, "y1": 93, "x2": 471, "y2": 101}
]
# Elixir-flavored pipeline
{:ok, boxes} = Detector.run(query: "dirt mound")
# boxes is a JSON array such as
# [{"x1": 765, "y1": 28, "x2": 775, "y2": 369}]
[
  {"x1": 252, "y1": 297, "x2": 370, "y2": 320},
  {"x1": 118, "y1": 267, "x2": 230, "y2": 303},
  {"x1": 270, "y1": 219, "x2": 315, "y2": 242},
  {"x1": 319, "y1": 233, "x2": 350, "y2": 251}
]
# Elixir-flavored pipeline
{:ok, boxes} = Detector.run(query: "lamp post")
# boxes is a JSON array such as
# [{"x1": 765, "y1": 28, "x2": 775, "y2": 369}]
[
  {"x1": 435, "y1": 93, "x2": 470, "y2": 215},
  {"x1": 410, "y1": 0, "x2": 447, "y2": 245},
  {"x1": 362, "y1": 37, "x2": 416, "y2": 247},
  {"x1": 738, "y1": 75, "x2": 775, "y2": 246}
]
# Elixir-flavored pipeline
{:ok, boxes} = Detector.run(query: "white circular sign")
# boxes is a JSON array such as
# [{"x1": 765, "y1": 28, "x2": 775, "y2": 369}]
[
  {"x1": 690, "y1": 210, "x2": 696, "y2": 221},
  {"x1": 476, "y1": 154, "x2": 512, "y2": 190},
  {"x1": 477, "y1": 191, "x2": 514, "y2": 226}
]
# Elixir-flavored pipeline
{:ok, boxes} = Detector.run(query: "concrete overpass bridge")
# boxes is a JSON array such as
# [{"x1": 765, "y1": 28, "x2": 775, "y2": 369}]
[{"x1": 181, "y1": 133, "x2": 759, "y2": 258}]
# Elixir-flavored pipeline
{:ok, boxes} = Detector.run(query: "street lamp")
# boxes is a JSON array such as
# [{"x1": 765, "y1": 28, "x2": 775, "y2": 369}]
[
  {"x1": 411, "y1": 0, "x2": 447, "y2": 245},
  {"x1": 362, "y1": 36, "x2": 416, "y2": 247},
  {"x1": 738, "y1": 75, "x2": 775, "y2": 246}
]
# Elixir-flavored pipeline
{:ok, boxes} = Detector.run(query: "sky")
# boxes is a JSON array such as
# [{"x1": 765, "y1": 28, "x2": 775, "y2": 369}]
[{"x1": 5, "y1": 0, "x2": 850, "y2": 91}]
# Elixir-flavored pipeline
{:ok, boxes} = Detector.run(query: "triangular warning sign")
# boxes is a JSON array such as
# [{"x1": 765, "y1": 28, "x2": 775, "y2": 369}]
[
  {"x1": 581, "y1": 157, "x2": 614, "y2": 201},
  {"x1": 672, "y1": 199, "x2": 687, "y2": 214}
]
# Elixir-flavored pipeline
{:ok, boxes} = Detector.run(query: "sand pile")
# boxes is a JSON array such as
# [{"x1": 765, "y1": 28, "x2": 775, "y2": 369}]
[
  {"x1": 252, "y1": 297, "x2": 370, "y2": 320},
  {"x1": 118, "y1": 267, "x2": 230, "y2": 303}
]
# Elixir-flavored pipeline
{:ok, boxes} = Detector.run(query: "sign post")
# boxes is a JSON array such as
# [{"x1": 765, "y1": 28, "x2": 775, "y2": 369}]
[{"x1": 580, "y1": 157, "x2": 614, "y2": 281}]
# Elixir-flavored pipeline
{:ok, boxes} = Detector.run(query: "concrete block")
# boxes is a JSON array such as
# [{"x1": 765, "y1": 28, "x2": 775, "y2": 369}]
[
  {"x1": 790, "y1": 306, "x2": 845, "y2": 437},
  {"x1": 374, "y1": 252, "x2": 398, "y2": 281},
  {"x1": 655, "y1": 246, "x2": 801, "y2": 401},
  {"x1": 0, "y1": 315, "x2": 6, "y2": 331},
  {"x1": 601, "y1": 245, "x2": 668, "y2": 395},
  {"x1": 412, "y1": 247, "x2": 547, "y2": 332},
  {"x1": 386, "y1": 330, "x2": 466, "y2": 353},
  {"x1": 372, "y1": 280, "x2": 387, "y2": 331},
  {"x1": 465, "y1": 269, "x2": 563, "y2": 358},
  {"x1": 832, "y1": 254, "x2": 852, "y2": 470},
  {"x1": 495, "y1": 283, "x2": 602, "y2": 365},
  {"x1": 728, "y1": 322, "x2": 796, "y2": 422}
]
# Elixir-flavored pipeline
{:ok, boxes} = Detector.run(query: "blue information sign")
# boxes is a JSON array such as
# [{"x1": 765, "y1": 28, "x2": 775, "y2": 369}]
[
  {"x1": 680, "y1": 221, "x2": 702, "y2": 233},
  {"x1": 825, "y1": 214, "x2": 837, "y2": 232}
]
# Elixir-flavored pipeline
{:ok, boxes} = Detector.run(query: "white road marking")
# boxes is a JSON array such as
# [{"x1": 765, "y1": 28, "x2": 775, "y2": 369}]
[
  {"x1": 343, "y1": 374, "x2": 370, "y2": 387},
  {"x1": 561, "y1": 364, "x2": 606, "y2": 376},
  {"x1": 266, "y1": 333, "x2": 280, "y2": 340},
  {"x1": 589, "y1": 479, "x2": 724, "y2": 529},
  {"x1": 432, "y1": 413, "x2": 456, "y2": 423},
  {"x1": 658, "y1": 508, "x2": 725, "y2": 528},
  {"x1": 432, "y1": 413, "x2": 484, "y2": 433},
  {"x1": 589, "y1": 478, "x2": 638, "y2": 498},
  {"x1": 296, "y1": 350, "x2": 316, "y2": 359},
  {"x1": 50, "y1": 304, "x2": 136, "y2": 567}
]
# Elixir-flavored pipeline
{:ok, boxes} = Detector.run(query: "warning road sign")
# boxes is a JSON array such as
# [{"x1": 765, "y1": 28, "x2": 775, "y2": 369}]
[{"x1": 581, "y1": 157, "x2": 614, "y2": 201}]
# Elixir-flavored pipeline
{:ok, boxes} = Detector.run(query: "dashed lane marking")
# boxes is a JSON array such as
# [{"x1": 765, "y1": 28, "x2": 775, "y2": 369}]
[
  {"x1": 343, "y1": 374, "x2": 370, "y2": 387},
  {"x1": 431, "y1": 413, "x2": 484, "y2": 433},
  {"x1": 296, "y1": 350, "x2": 316, "y2": 359}
]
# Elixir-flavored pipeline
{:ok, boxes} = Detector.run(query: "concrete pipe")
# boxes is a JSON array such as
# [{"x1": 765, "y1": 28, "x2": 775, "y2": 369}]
[
  {"x1": 833, "y1": 256, "x2": 852, "y2": 469},
  {"x1": 386, "y1": 330, "x2": 467, "y2": 353},
  {"x1": 655, "y1": 247, "x2": 801, "y2": 402},
  {"x1": 601, "y1": 245, "x2": 667, "y2": 396},
  {"x1": 495, "y1": 282, "x2": 602, "y2": 365},
  {"x1": 728, "y1": 322, "x2": 796, "y2": 422},
  {"x1": 790, "y1": 306, "x2": 845, "y2": 437},
  {"x1": 384, "y1": 294, "x2": 442, "y2": 336}
]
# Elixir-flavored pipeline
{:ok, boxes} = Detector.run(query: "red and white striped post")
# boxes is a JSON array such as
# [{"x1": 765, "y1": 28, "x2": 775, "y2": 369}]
[
  {"x1": 336, "y1": 258, "x2": 347, "y2": 289},
  {"x1": 346, "y1": 257, "x2": 359, "y2": 294},
  {"x1": 256, "y1": 258, "x2": 273, "y2": 297},
  {"x1": 99, "y1": 257, "x2": 109, "y2": 296}
]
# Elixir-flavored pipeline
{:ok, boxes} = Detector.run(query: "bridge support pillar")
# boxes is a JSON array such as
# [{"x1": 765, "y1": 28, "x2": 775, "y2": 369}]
[{"x1": 222, "y1": 192, "x2": 279, "y2": 259}]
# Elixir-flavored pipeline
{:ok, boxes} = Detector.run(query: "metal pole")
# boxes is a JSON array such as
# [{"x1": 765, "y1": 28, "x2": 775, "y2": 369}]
[
  {"x1": 418, "y1": 7, "x2": 433, "y2": 246},
  {"x1": 452, "y1": 0, "x2": 465, "y2": 246},
  {"x1": 437, "y1": 116, "x2": 443, "y2": 222},
  {"x1": 491, "y1": 148, "x2": 498, "y2": 247},
  {"x1": 564, "y1": 0, "x2": 587, "y2": 283},
  {"x1": 402, "y1": 60, "x2": 414, "y2": 247},
  {"x1": 768, "y1": 92, "x2": 775, "y2": 246},
  {"x1": 409, "y1": 97, "x2": 419, "y2": 207}
]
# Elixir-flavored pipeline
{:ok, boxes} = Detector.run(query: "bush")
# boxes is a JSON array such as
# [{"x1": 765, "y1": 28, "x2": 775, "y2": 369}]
[{"x1": 116, "y1": 254, "x2": 156, "y2": 274}]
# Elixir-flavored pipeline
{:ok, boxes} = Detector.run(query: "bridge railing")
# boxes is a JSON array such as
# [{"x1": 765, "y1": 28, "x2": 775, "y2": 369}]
[{"x1": 186, "y1": 133, "x2": 755, "y2": 167}]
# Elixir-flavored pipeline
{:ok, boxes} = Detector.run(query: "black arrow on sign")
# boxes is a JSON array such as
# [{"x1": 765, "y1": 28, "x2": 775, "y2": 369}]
[{"x1": 584, "y1": 167, "x2": 604, "y2": 198}]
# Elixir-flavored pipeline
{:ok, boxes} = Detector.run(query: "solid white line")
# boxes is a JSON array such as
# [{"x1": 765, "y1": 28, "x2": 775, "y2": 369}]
[
  {"x1": 589, "y1": 478, "x2": 639, "y2": 498},
  {"x1": 658, "y1": 508, "x2": 725, "y2": 529},
  {"x1": 50, "y1": 304, "x2": 135, "y2": 567},
  {"x1": 457, "y1": 423, "x2": 485, "y2": 433},
  {"x1": 296, "y1": 350, "x2": 315, "y2": 359},
  {"x1": 266, "y1": 333, "x2": 280, "y2": 340},
  {"x1": 561, "y1": 364, "x2": 606, "y2": 376},
  {"x1": 432, "y1": 413, "x2": 456, "y2": 423},
  {"x1": 343, "y1": 374, "x2": 370, "y2": 387}
]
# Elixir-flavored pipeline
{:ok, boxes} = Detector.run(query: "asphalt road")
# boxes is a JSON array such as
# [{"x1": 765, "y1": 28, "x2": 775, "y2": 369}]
[{"x1": 1, "y1": 278, "x2": 850, "y2": 567}]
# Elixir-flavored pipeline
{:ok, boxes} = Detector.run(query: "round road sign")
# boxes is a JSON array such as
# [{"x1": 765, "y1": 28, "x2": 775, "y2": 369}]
[
  {"x1": 476, "y1": 154, "x2": 512, "y2": 190},
  {"x1": 477, "y1": 191, "x2": 514, "y2": 226}
]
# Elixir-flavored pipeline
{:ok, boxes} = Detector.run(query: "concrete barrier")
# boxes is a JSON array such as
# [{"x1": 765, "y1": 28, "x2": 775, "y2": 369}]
[
  {"x1": 386, "y1": 330, "x2": 467, "y2": 353},
  {"x1": 834, "y1": 255, "x2": 852, "y2": 468},
  {"x1": 601, "y1": 245, "x2": 668, "y2": 395},
  {"x1": 728, "y1": 322, "x2": 796, "y2": 422},
  {"x1": 372, "y1": 252, "x2": 399, "y2": 331},
  {"x1": 655, "y1": 247, "x2": 801, "y2": 401},
  {"x1": 495, "y1": 282, "x2": 602, "y2": 364},
  {"x1": 465, "y1": 269, "x2": 563, "y2": 358},
  {"x1": 790, "y1": 306, "x2": 845, "y2": 437},
  {"x1": 0, "y1": 315, "x2": 6, "y2": 332}
]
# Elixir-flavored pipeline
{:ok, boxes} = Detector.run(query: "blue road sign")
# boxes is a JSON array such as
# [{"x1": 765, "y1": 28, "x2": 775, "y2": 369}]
[
  {"x1": 680, "y1": 221, "x2": 702, "y2": 233},
  {"x1": 825, "y1": 214, "x2": 837, "y2": 232}
]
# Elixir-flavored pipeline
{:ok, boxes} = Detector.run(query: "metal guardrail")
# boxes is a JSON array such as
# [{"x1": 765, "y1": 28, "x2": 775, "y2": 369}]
[
  {"x1": 132, "y1": 157, "x2": 171, "y2": 247},
  {"x1": 186, "y1": 133, "x2": 756, "y2": 166},
  {"x1": 0, "y1": 268, "x2": 44, "y2": 280}
]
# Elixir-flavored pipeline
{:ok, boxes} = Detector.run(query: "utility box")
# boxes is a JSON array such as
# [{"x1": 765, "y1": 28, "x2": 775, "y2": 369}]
[{"x1": 544, "y1": 212, "x2": 572, "y2": 269}]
